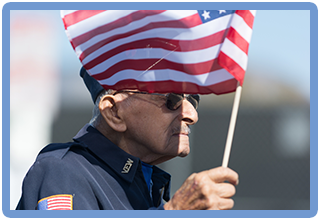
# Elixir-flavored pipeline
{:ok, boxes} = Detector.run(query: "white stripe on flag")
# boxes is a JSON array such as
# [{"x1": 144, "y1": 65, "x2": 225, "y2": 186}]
[
  {"x1": 66, "y1": 10, "x2": 137, "y2": 36},
  {"x1": 68, "y1": 10, "x2": 198, "y2": 39},
  {"x1": 97, "y1": 68, "x2": 234, "y2": 86},
  {"x1": 80, "y1": 15, "x2": 232, "y2": 64},
  {"x1": 249, "y1": 10, "x2": 257, "y2": 17},
  {"x1": 231, "y1": 13, "x2": 254, "y2": 42},
  {"x1": 221, "y1": 38, "x2": 248, "y2": 71},
  {"x1": 88, "y1": 44, "x2": 222, "y2": 74}
]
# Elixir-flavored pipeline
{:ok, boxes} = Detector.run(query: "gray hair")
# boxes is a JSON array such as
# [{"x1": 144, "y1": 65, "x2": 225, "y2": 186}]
[
  {"x1": 89, "y1": 89, "x2": 113, "y2": 127},
  {"x1": 89, "y1": 89, "x2": 133, "y2": 127}
]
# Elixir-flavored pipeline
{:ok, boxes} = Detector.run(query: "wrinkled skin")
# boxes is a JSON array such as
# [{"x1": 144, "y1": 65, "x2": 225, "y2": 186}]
[{"x1": 164, "y1": 167, "x2": 239, "y2": 210}]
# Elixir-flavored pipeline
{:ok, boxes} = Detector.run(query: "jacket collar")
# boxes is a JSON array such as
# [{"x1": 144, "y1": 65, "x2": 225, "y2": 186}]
[
  {"x1": 73, "y1": 124, "x2": 140, "y2": 183},
  {"x1": 73, "y1": 124, "x2": 171, "y2": 199}
]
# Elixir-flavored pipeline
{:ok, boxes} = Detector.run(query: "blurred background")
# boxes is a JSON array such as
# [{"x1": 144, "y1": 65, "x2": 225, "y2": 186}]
[{"x1": 10, "y1": 10, "x2": 310, "y2": 210}]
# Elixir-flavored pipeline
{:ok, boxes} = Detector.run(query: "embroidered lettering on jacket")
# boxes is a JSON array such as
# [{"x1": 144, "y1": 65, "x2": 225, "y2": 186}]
[{"x1": 122, "y1": 158, "x2": 134, "y2": 173}]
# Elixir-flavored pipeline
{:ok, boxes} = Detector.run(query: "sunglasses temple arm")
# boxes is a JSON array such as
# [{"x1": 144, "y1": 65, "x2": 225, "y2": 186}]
[{"x1": 221, "y1": 83, "x2": 242, "y2": 168}]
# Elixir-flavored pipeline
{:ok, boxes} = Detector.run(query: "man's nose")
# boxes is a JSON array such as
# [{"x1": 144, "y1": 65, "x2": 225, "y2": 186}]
[{"x1": 179, "y1": 99, "x2": 199, "y2": 125}]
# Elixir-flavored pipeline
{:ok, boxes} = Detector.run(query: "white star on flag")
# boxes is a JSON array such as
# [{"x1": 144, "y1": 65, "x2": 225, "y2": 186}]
[
  {"x1": 202, "y1": 10, "x2": 210, "y2": 20},
  {"x1": 219, "y1": 10, "x2": 226, "y2": 14}
]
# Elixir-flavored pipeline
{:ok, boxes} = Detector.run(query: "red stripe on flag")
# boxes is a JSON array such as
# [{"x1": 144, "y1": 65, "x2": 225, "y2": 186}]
[
  {"x1": 50, "y1": 208, "x2": 72, "y2": 210},
  {"x1": 71, "y1": 10, "x2": 167, "y2": 47},
  {"x1": 226, "y1": 27, "x2": 250, "y2": 54},
  {"x1": 235, "y1": 10, "x2": 255, "y2": 29},
  {"x1": 46, "y1": 195, "x2": 73, "y2": 210},
  {"x1": 48, "y1": 204, "x2": 71, "y2": 207},
  {"x1": 92, "y1": 58, "x2": 223, "y2": 80},
  {"x1": 48, "y1": 204, "x2": 72, "y2": 209},
  {"x1": 100, "y1": 78, "x2": 238, "y2": 95},
  {"x1": 177, "y1": 29, "x2": 227, "y2": 51},
  {"x1": 48, "y1": 200, "x2": 71, "y2": 204},
  {"x1": 82, "y1": 30, "x2": 226, "y2": 69},
  {"x1": 63, "y1": 10, "x2": 106, "y2": 27},
  {"x1": 77, "y1": 13, "x2": 203, "y2": 61},
  {"x1": 218, "y1": 51, "x2": 245, "y2": 86}
]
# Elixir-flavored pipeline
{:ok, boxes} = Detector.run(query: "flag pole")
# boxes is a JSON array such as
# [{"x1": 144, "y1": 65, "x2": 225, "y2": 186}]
[{"x1": 222, "y1": 83, "x2": 242, "y2": 168}]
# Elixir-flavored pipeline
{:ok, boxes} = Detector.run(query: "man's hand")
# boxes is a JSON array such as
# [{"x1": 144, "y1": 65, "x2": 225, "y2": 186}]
[{"x1": 163, "y1": 167, "x2": 239, "y2": 210}]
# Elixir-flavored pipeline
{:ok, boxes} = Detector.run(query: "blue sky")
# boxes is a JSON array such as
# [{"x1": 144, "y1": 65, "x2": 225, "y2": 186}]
[{"x1": 247, "y1": 10, "x2": 310, "y2": 99}]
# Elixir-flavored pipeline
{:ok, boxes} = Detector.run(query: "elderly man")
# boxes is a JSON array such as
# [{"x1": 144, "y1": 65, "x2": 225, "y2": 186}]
[{"x1": 16, "y1": 67, "x2": 238, "y2": 210}]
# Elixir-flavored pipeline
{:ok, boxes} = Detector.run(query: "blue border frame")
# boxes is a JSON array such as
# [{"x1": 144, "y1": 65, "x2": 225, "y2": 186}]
[{"x1": 0, "y1": 0, "x2": 320, "y2": 220}]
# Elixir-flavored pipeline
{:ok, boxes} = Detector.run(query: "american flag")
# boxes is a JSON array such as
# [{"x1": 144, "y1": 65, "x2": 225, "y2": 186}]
[
  {"x1": 61, "y1": 10, "x2": 255, "y2": 95},
  {"x1": 37, "y1": 194, "x2": 73, "y2": 210}
]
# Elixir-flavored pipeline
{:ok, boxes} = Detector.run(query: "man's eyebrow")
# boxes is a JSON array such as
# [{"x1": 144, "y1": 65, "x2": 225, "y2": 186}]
[{"x1": 151, "y1": 95, "x2": 166, "y2": 100}]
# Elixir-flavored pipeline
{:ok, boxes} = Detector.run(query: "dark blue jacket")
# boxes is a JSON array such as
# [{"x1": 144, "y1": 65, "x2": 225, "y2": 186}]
[{"x1": 16, "y1": 124, "x2": 171, "y2": 210}]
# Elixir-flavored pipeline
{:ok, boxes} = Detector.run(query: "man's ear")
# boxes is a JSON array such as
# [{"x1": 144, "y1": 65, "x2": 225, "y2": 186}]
[{"x1": 99, "y1": 95, "x2": 127, "y2": 132}]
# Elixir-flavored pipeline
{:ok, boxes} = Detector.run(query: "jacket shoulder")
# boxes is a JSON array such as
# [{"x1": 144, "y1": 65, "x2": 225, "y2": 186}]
[{"x1": 36, "y1": 142, "x2": 84, "y2": 161}]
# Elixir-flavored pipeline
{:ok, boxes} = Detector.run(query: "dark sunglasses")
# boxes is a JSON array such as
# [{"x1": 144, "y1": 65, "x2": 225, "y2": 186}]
[{"x1": 113, "y1": 90, "x2": 200, "y2": 111}]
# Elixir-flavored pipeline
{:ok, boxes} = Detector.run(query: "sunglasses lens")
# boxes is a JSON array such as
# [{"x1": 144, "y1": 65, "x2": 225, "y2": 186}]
[
  {"x1": 166, "y1": 94, "x2": 200, "y2": 110},
  {"x1": 166, "y1": 93, "x2": 183, "y2": 110},
  {"x1": 188, "y1": 95, "x2": 200, "y2": 109}
]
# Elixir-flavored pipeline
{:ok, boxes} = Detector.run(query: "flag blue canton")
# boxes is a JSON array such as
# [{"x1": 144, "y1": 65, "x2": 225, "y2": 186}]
[
  {"x1": 197, "y1": 10, "x2": 235, "y2": 23},
  {"x1": 37, "y1": 199, "x2": 48, "y2": 210}
]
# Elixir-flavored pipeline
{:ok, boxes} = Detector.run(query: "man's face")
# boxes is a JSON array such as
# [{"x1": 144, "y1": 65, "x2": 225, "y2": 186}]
[{"x1": 118, "y1": 92, "x2": 199, "y2": 165}]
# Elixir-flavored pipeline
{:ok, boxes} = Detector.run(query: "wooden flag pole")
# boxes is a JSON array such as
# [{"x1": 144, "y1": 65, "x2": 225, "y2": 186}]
[{"x1": 222, "y1": 83, "x2": 243, "y2": 168}]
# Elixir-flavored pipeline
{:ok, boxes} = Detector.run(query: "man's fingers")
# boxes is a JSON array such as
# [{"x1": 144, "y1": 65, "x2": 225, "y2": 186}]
[
  {"x1": 207, "y1": 167, "x2": 239, "y2": 185},
  {"x1": 217, "y1": 198, "x2": 234, "y2": 210},
  {"x1": 215, "y1": 182, "x2": 236, "y2": 198},
  {"x1": 165, "y1": 167, "x2": 239, "y2": 210}
]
